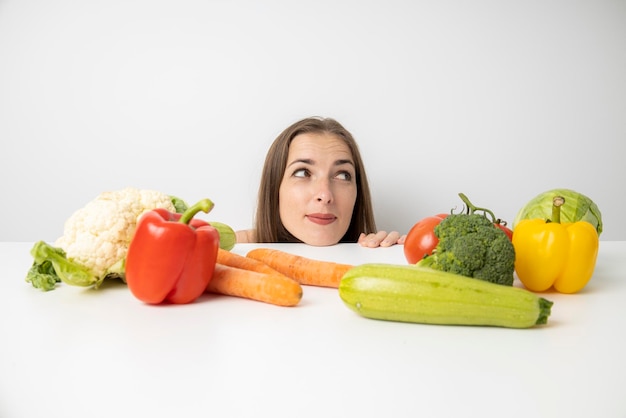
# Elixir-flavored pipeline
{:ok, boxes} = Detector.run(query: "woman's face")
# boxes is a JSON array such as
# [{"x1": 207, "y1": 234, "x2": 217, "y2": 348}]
[{"x1": 278, "y1": 132, "x2": 358, "y2": 246}]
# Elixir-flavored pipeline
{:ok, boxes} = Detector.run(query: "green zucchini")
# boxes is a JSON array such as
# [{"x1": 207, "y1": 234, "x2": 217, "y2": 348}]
[
  {"x1": 339, "y1": 264, "x2": 553, "y2": 328},
  {"x1": 208, "y1": 221, "x2": 237, "y2": 251}
]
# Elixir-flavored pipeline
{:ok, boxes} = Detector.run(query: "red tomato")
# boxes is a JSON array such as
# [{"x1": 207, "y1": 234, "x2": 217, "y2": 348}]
[
  {"x1": 403, "y1": 213, "x2": 448, "y2": 264},
  {"x1": 494, "y1": 220, "x2": 513, "y2": 240}
]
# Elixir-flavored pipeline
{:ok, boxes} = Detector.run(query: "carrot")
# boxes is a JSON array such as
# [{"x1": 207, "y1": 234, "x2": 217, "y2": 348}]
[
  {"x1": 206, "y1": 263, "x2": 303, "y2": 307},
  {"x1": 216, "y1": 248, "x2": 282, "y2": 276},
  {"x1": 246, "y1": 248, "x2": 353, "y2": 288}
]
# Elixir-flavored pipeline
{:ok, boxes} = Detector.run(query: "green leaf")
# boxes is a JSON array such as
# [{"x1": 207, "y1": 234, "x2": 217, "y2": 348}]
[
  {"x1": 28, "y1": 241, "x2": 99, "y2": 288},
  {"x1": 170, "y1": 195, "x2": 189, "y2": 214},
  {"x1": 26, "y1": 258, "x2": 61, "y2": 291}
]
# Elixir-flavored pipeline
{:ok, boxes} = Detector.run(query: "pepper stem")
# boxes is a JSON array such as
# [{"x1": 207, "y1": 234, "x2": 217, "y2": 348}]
[
  {"x1": 458, "y1": 193, "x2": 496, "y2": 222},
  {"x1": 551, "y1": 196, "x2": 565, "y2": 224},
  {"x1": 179, "y1": 198, "x2": 214, "y2": 225}
]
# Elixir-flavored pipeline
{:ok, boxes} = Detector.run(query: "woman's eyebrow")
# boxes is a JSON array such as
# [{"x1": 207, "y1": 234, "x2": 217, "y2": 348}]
[
  {"x1": 287, "y1": 158, "x2": 354, "y2": 167},
  {"x1": 287, "y1": 158, "x2": 314, "y2": 167},
  {"x1": 335, "y1": 159, "x2": 354, "y2": 167}
]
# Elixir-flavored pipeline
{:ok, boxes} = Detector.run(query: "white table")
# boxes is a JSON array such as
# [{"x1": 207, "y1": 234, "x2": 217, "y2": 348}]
[{"x1": 1, "y1": 241, "x2": 625, "y2": 418}]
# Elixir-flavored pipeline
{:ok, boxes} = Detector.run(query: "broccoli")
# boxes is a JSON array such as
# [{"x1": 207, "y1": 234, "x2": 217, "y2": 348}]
[{"x1": 417, "y1": 213, "x2": 516, "y2": 286}]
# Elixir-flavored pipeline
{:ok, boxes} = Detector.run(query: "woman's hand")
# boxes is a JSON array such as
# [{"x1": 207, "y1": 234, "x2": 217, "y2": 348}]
[{"x1": 358, "y1": 231, "x2": 406, "y2": 248}]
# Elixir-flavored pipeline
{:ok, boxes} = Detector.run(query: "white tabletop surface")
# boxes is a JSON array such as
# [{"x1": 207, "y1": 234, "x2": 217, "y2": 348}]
[{"x1": 1, "y1": 241, "x2": 625, "y2": 418}]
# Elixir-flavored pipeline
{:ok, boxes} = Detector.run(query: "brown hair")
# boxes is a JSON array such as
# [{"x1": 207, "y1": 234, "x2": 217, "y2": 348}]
[{"x1": 254, "y1": 116, "x2": 377, "y2": 243}]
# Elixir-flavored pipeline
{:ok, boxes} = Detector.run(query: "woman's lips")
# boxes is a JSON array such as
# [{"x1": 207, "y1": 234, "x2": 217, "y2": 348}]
[{"x1": 306, "y1": 213, "x2": 337, "y2": 225}]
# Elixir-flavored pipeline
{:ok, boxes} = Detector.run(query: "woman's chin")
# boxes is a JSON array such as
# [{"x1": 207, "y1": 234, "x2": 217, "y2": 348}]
[{"x1": 298, "y1": 231, "x2": 343, "y2": 247}]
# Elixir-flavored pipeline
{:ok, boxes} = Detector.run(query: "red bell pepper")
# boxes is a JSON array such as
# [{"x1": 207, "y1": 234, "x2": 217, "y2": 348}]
[{"x1": 125, "y1": 198, "x2": 220, "y2": 304}]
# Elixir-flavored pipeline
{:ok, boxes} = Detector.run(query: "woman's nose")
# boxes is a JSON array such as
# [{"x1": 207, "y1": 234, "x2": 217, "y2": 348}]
[{"x1": 315, "y1": 180, "x2": 333, "y2": 204}]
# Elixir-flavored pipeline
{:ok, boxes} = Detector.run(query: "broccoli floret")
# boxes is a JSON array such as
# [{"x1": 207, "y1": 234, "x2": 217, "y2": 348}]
[{"x1": 417, "y1": 213, "x2": 516, "y2": 286}]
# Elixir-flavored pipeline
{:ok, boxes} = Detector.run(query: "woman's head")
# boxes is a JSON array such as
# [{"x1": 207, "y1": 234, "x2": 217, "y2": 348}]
[{"x1": 255, "y1": 117, "x2": 377, "y2": 245}]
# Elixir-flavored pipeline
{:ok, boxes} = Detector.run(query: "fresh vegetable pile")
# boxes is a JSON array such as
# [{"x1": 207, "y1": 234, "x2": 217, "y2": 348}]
[
  {"x1": 27, "y1": 188, "x2": 188, "y2": 290},
  {"x1": 25, "y1": 188, "x2": 236, "y2": 302},
  {"x1": 24, "y1": 188, "x2": 309, "y2": 307},
  {"x1": 23, "y1": 186, "x2": 605, "y2": 329},
  {"x1": 402, "y1": 190, "x2": 602, "y2": 294},
  {"x1": 337, "y1": 188, "x2": 601, "y2": 328}
]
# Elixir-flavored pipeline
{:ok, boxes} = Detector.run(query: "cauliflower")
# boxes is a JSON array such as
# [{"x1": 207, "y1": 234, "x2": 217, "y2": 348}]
[
  {"x1": 26, "y1": 188, "x2": 186, "y2": 291},
  {"x1": 55, "y1": 188, "x2": 177, "y2": 279}
]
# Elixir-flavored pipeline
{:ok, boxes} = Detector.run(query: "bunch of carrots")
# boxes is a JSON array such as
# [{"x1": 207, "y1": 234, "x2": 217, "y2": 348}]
[{"x1": 206, "y1": 248, "x2": 353, "y2": 307}]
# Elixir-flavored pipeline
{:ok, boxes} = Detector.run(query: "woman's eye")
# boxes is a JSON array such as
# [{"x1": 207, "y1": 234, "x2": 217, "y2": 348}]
[
  {"x1": 335, "y1": 171, "x2": 352, "y2": 181},
  {"x1": 293, "y1": 168, "x2": 309, "y2": 178}
]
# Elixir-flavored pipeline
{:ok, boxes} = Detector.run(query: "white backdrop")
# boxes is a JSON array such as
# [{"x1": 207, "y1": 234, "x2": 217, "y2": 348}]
[{"x1": 1, "y1": 0, "x2": 624, "y2": 242}]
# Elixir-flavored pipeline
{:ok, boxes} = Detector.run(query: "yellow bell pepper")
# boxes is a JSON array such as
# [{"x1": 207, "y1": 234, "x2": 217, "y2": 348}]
[{"x1": 512, "y1": 196, "x2": 599, "y2": 294}]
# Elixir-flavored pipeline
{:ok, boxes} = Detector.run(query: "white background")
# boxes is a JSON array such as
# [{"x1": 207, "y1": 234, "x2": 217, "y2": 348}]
[{"x1": 1, "y1": 0, "x2": 624, "y2": 242}]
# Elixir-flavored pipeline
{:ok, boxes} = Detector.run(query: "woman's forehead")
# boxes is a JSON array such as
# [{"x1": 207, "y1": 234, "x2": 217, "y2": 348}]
[{"x1": 288, "y1": 132, "x2": 353, "y2": 160}]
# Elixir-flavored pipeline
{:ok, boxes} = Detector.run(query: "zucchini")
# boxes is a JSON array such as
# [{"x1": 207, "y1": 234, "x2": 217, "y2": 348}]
[
  {"x1": 339, "y1": 264, "x2": 553, "y2": 328},
  {"x1": 208, "y1": 221, "x2": 237, "y2": 251}
]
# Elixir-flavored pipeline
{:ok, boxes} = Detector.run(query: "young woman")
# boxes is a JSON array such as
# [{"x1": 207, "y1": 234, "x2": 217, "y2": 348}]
[{"x1": 236, "y1": 117, "x2": 405, "y2": 247}]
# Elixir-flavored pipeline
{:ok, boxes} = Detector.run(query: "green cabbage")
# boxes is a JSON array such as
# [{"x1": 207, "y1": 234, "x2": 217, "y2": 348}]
[{"x1": 513, "y1": 188, "x2": 603, "y2": 236}]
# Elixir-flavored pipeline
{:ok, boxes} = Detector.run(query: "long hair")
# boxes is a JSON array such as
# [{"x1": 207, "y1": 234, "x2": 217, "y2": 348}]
[{"x1": 254, "y1": 116, "x2": 377, "y2": 243}]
